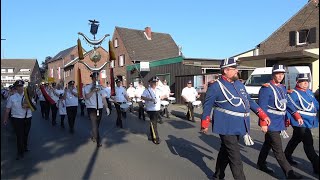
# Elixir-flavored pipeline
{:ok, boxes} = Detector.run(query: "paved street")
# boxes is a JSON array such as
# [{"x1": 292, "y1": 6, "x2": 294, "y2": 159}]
[{"x1": 1, "y1": 101, "x2": 319, "y2": 180}]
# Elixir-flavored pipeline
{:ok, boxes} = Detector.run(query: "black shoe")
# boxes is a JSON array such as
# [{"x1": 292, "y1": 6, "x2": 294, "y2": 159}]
[
  {"x1": 97, "y1": 143, "x2": 102, "y2": 148},
  {"x1": 91, "y1": 137, "x2": 96, "y2": 142},
  {"x1": 257, "y1": 164, "x2": 274, "y2": 174},
  {"x1": 155, "y1": 139, "x2": 161, "y2": 145},
  {"x1": 286, "y1": 157, "x2": 299, "y2": 165},
  {"x1": 287, "y1": 170, "x2": 302, "y2": 179}
]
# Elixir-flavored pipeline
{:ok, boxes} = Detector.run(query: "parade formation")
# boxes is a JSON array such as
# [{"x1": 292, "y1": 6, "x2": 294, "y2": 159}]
[{"x1": 1, "y1": 4, "x2": 319, "y2": 178}]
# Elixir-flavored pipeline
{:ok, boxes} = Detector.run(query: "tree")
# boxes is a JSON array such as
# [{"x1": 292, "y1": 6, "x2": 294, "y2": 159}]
[{"x1": 40, "y1": 56, "x2": 52, "y2": 80}]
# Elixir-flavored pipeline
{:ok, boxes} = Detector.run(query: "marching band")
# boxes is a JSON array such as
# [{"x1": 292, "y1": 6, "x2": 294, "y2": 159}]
[{"x1": 1, "y1": 63, "x2": 318, "y2": 179}]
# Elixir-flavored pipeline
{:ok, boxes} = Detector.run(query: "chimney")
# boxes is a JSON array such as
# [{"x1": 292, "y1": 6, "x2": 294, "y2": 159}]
[{"x1": 145, "y1": 27, "x2": 152, "y2": 40}]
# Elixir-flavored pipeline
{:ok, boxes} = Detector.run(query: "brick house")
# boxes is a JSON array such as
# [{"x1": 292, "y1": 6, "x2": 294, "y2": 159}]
[
  {"x1": 64, "y1": 46, "x2": 109, "y2": 86},
  {"x1": 239, "y1": 1, "x2": 319, "y2": 91},
  {"x1": 47, "y1": 45, "x2": 81, "y2": 86},
  {"x1": 106, "y1": 26, "x2": 180, "y2": 86}
]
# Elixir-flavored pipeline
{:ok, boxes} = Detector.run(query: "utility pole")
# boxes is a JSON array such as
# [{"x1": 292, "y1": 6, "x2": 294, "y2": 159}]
[{"x1": 1, "y1": 38, "x2": 6, "y2": 58}]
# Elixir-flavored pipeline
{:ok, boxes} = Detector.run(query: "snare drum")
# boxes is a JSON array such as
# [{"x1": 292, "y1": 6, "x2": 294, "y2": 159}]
[
  {"x1": 192, "y1": 101, "x2": 202, "y2": 108},
  {"x1": 120, "y1": 103, "x2": 130, "y2": 112},
  {"x1": 167, "y1": 97, "x2": 176, "y2": 104},
  {"x1": 160, "y1": 101, "x2": 170, "y2": 110}
]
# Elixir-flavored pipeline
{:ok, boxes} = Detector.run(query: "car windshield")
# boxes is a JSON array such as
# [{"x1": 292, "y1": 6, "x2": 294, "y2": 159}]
[{"x1": 245, "y1": 74, "x2": 271, "y2": 86}]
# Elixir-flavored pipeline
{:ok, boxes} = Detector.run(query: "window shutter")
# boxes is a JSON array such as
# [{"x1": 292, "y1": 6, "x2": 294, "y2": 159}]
[
  {"x1": 289, "y1": 31, "x2": 296, "y2": 46},
  {"x1": 308, "y1": 27, "x2": 316, "y2": 43}
]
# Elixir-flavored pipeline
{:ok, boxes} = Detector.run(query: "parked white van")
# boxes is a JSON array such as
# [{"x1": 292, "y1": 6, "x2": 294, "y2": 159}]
[{"x1": 244, "y1": 66, "x2": 312, "y2": 101}]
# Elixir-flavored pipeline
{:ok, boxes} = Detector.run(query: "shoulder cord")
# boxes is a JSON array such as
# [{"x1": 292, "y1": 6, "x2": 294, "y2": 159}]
[
  {"x1": 290, "y1": 90, "x2": 314, "y2": 111},
  {"x1": 216, "y1": 79, "x2": 243, "y2": 107},
  {"x1": 268, "y1": 83, "x2": 286, "y2": 111},
  {"x1": 147, "y1": 87, "x2": 157, "y2": 104}
]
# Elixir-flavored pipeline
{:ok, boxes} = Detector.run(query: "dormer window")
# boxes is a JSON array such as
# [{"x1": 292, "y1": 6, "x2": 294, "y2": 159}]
[
  {"x1": 289, "y1": 27, "x2": 316, "y2": 46},
  {"x1": 114, "y1": 38, "x2": 118, "y2": 48}
]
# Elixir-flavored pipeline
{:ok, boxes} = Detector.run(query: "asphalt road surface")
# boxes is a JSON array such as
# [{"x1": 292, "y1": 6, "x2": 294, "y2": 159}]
[{"x1": 1, "y1": 101, "x2": 319, "y2": 180}]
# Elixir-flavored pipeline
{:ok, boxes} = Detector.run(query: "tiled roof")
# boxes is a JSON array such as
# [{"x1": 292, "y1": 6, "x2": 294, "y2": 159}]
[
  {"x1": 115, "y1": 27, "x2": 179, "y2": 61},
  {"x1": 1, "y1": 59, "x2": 38, "y2": 75},
  {"x1": 48, "y1": 45, "x2": 77, "y2": 63}
]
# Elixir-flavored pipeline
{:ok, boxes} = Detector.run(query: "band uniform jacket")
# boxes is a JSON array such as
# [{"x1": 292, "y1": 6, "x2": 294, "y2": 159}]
[
  {"x1": 287, "y1": 87, "x2": 319, "y2": 128},
  {"x1": 258, "y1": 81, "x2": 298, "y2": 131},
  {"x1": 201, "y1": 77, "x2": 260, "y2": 135}
]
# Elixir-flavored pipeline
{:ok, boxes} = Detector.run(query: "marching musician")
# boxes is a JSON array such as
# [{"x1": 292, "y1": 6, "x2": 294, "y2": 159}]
[
  {"x1": 64, "y1": 80, "x2": 79, "y2": 134},
  {"x1": 2, "y1": 80, "x2": 34, "y2": 160},
  {"x1": 104, "y1": 82, "x2": 112, "y2": 114},
  {"x1": 135, "y1": 80, "x2": 146, "y2": 121},
  {"x1": 56, "y1": 94, "x2": 67, "y2": 128},
  {"x1": 84, "y1": 72, "x2": 110, "y2": 147},
  {"x1": 111, "y1": 79, "x2": 129, "y2": 128},
  {"x1": 160, "y1": 79, "x2": 174, "y2": 118},
  {"x1": 37, "y1": 83, "x2": 46, "y2": 119},
  {"x1": 284, "y1": 73, "x2": 319, "y2": 175},
  {"x1": 257, "y1": 64, "x2": 303, "y2": 179},
  {"x1": 48, "y1": 82, "x2": 60, "y2": 126},
  {"x1": 126, "y1": 82, "x2": 136, "y2": 112},
  {"x1": 141, "y1": 76, "x2": 166, "y2": 144},
  {"x1": 181, "y1": 80, "x2": 200, "y2": 122},
  {"x1": 200, "y1": 58, "x2": 271, "y2": 180}
]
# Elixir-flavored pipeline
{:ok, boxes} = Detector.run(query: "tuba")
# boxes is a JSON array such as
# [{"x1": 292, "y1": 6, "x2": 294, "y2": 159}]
[{"x1": 23, "y1": 83, "x2": 37, "y2": 111}]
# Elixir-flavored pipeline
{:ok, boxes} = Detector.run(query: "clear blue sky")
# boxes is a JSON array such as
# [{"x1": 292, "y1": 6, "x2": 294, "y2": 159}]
[{"x1": 1, "y1": 0, "x2": 307, "y2": 64}]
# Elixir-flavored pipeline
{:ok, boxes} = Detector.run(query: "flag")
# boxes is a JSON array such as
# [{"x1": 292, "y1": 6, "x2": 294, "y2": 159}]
[
  {"x1": 109, "y1": 40, "x2": 116, "y2": 96},
  {"x1": 77, "y1": 68, "x2": 83, "y2": 99}
]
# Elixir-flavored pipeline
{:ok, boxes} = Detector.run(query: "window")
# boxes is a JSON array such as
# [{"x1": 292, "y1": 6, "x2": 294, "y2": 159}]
[
  {"x1": 289, "y1": 27, "x2": 316, "y2": 46},
  {"x1": 296, "y1": 29, "x2": 309, "y2": 45},
  {"x1": 114, "y1": 38, "x2": 118, "y2": 48},
  {"x1": 20, "y1": 69, "x2": 30, "y2": 72},
  {"x1": 119, "y1": 55, "x2": 125, "y2": 67},
  {"x1": 1, "y1": 69, "x2": 6, "y2": 72},
  {"x1": 7, "y1": 69, "x2": 13, "y2": 73}
]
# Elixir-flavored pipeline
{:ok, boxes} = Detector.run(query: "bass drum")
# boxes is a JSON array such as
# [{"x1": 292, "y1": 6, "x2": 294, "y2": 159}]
[{"x1": 192, "y1": 100, "x2": 202, "y2": 108}]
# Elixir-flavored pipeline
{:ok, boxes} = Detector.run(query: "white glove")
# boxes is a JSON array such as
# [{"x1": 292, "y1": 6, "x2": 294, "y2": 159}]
[{"x1": 106, "y1": 108, "x2": 110, "y2": 116}]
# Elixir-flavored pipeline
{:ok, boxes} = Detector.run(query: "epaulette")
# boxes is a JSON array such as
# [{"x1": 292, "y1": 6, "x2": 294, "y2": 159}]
[
  {"x1": 262, "y1": 83, "x2": 270, "y2": 87},
  {"x1": 287, "y1": 89, "x2": 294, "y2": 94}
]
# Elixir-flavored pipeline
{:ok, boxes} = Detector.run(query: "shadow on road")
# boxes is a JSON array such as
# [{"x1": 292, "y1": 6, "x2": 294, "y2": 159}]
[{"x1": 165, "y1": 135, "x2": 214, "y2": 179}]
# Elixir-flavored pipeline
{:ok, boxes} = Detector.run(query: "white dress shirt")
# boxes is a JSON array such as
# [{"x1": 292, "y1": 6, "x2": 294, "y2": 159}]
[
  {"x1": 65, "y1": 88, "x2": 78, "y2": 107},
  {"x1": 84, "y1": 84, "x2": 107, "y2": 109},
  {"x1": 104, "y1": 87, "x2": 111, "y2": 99},
  {"x1": 114, "y1": 86, "x2": 128, "y2": 102},
  {"x1": 135, "y1": 85, "x2": 145, "y2": 102},
  {"x1": 181, "y1": 87, "x2": 198, "y2": 102},
  {"x1": 127, "y1": 87, "x2": 136, "y2": 98},
  {"x1": 6, "y1": 92, "x2": 32, "y2": 118},
  {"x1": 142, "y1": 87, "x2": 161, "y2": 111}
]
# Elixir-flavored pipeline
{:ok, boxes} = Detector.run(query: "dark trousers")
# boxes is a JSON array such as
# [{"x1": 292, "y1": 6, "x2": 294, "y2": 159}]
[
  {"x1": 66, "y1": 106, "x2": 78, "y2": 132},
  {"x1": 60, "y1": 115, "x2": 65, "y2": 127},
  {"x1": 214, "y1": 135, "x2": 245, "y2": 180},
  {"x1": 284, "y1": 126, "x2": 319, "y2": 171},
  {"x1": 88, "y1": 108, "x2": 103, "y2": 145},
  {"x1": 44, "y1": 101, "x2": 50, "y2": 120},
  {"x1": 186, "y1": 102, "x2": 194, "y2": 121},
  {"x1": 78, "y1": 99, "x2": 85, "y2": 116},
  {"x1": 11, "y1": 117, "x2": 31, "y2": 156},
  {"x1": 115, "y1": 103, "x2": 126, "y2": 128},
  {"x1": 39, "y1": 101, "x2": 46, "y2": 118},
  {"x1": 138, "y1": 101, "x2": 145, "y2": 120},
  {"x1": 258, "y1": 131, "x2": 292, "y2": 176},
  {"x1": 50, "y1": 103, "x2": 58, "y2": 125},
  {"x1": 147, "y1": 111, "x2": 160, "y2": 143}
]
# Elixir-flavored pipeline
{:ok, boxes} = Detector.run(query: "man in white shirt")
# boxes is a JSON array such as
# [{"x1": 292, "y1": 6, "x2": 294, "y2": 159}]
[
  {"x1": 84, "y1": 72, "x2": 110, "y2": 147},
  {"x1": 126, "y1": 82, "x2": 136, "y2": 112},
  {"x1": 135, "y1": 81, "x2": 146, "y2": 120},
  {"x1": 104, "y1": 82, "x2": 112, "y2": 114},
  {"x1": 160, "y1": 79, "x2": 174, "y2": 118},
  {"x1": 111, "y1": 79, "x2": 129, "y2": 128},
  {"x1": 37, "y1": 83, "x2": 46, "y2": 119},
  {"x1": 141, "y1": 76, "x2": 166, "y2": 144},
  {"x1": 64, "y1": 80, "x2": 78, "y2": 134},
  {"x1": 48, "y1": 82, "x2": 60, "y2": 126},
  {"x1": 181, "y1": 80, "x2": 200, "y2": 122},
  {"x1": 2, "y1": 80, "x2": 34, "y2": 160}
]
